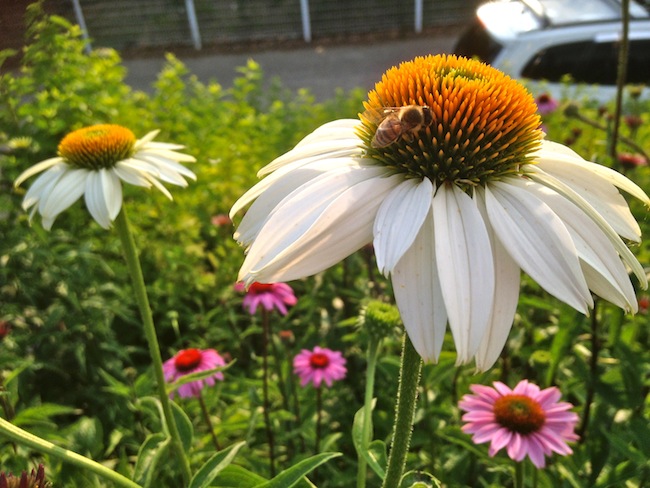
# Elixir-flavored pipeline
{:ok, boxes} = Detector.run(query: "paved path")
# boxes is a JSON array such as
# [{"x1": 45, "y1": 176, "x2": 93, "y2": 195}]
[{"x1": 123, "y1": 32, "x2": 459, "y2": 100}]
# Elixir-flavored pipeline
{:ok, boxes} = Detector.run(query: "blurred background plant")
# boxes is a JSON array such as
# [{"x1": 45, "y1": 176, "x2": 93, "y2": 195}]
[{"x1": 1, "y1": 4, "x2": 648, "y2": 487}]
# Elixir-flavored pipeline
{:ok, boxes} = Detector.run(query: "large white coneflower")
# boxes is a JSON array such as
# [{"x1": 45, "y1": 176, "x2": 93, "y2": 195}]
[{"x1": 231, "y1": 54, "x2": 648, "y2": 371}]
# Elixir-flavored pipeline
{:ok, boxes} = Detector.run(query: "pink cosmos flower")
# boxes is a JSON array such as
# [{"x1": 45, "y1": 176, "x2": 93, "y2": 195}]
[
  {"x1": 459, "y1": 380, "x2": 579, "y2": 468},
  {"x1": 235, "y1": 281, "x2": 297, "y2": 316},
  {"x1": 163, "y1": 348, "x2": 226, "y2": 398},
  {"x1": 293, "y1": 346, "x2": 347, "y2": 388},
  {"x1": 535, "y1": 93, "x2": 559, "y2": 115}
]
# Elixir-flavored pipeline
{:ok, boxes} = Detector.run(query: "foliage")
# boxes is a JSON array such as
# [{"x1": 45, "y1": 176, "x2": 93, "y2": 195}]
[{"x1": 1, "y1": 5, "x2": 649, "y2": 487}]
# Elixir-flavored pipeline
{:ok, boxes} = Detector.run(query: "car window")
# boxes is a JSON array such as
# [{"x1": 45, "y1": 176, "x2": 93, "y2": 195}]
[{"x1": 522, "y1": 39, "x2": 650, "y2": 85}]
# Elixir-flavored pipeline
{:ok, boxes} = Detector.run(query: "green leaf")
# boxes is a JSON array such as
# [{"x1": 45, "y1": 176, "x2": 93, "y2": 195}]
[
  {"x1": 170, "y1": 399, "x2": 194, "y2": 452},
  {"x1": 212, "y1": 465, "x2": 267, "y2": 487},
  {"x1": 352, "y1": 402, "x2": 385, "y2": 479},
  {"x1": 254, "y1": 452, "x2": 342, "y2": 488},
  {"x1": 400, "y1": 470, "x2": 442, "y2": 488},
  {"x1": 134, "y1": 433, "x2": 171, "y2": 487},
  {"x1": 12, "y1": 403, "x2": 80, "y2": 427},
  {"x1": 189, "y1": 441, "x2": 246, "y2": 488}
]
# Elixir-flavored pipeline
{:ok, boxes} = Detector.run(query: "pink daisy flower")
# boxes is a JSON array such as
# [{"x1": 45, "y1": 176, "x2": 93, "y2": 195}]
[
  {"x1": 535, "y1": 93, "x2": 559, "y2": 116},
  {"x1": 235, "y1": 281, "x2": 297, "y2": 316},
  {"x1": 293, "y1": 346, "x2": 347, "y2": 388},
  {"x1": 459, "y1": 380, "x2": 579, "y2": 468},
  {"x1": 163, "y1": 348, "x2": 226, "y2": 399}
]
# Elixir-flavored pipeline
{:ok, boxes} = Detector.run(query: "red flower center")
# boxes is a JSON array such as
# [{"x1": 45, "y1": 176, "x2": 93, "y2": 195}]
[
  {"x1": 249, "y1": 282, "x2": 275, "y2": 294},
  {"x1": 309, "y1": 352, "x2": 330, "y2": 369},
  {"x1": 174, "y1": 349, "x2": 202, "y2": 372},
  {"x1": 493, "y1": 394, "x2": 546, "y2": 434}
]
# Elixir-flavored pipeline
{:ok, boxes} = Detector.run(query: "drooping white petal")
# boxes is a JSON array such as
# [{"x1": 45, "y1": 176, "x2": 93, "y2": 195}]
[
  {"x1": 474, "y1": 189, "x2": 522, "y2": 372},
  {"x1": 517, "y1": 178, "x2": 637, "y2": 312},
  {"x1": 105, "y1": 169, "x2": 123, "y2": 220},
  {"x1": 392, "y1": 210, "x2": 447, "y2": 363},
  {"x1": 15, "y1": 157, "x2": 64, "y2": 187},
  {"x1": 137, "y1": 148, "x2": 197, "y2": 163},
  {"x1": 23, "y1": 164, "x2": 67, "y2": 210},
  {"x1": 135, "y1": 153, "x2": 197, "y2": 179},
  {"x1": 374, "y1": 178, "x2": 433, "y2": 275},
  {"x1": 485, "y1": 180, "x2": 593, "y2": 313},
  {"x1": 135, "y1": 154, "x2": 190, "y2": 186},
  {"x1": 234, "y1": 157, "x2": 362, "y2": 245},
  {"x1": 535, "y1": 147, "x2": 642, "y2": 241},
  {"x1": 432, "y1": 184, "x2": 494, "y2": 364},
  {"x1": 240, "y1": 169, "x2": 401, "y2": 284},
  {"x1": 528, "y1": 167, "x2": 647, "y2": 289},
  {"x1": 536, "y1": 140, "x2": 650, "y2": 204},
  {"x1": 84, "y1": 169, "x2": 122, "y2": 228},
  {"x1": 114, "y1": 160, "x2": 154, "y2": 187},
  {"x1": 39, "y1": 168, "x2": 88, "y2": 220}
]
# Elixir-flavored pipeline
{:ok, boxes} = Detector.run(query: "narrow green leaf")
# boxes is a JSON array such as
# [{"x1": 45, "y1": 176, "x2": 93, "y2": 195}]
[
  {"x1": 352, "y1": 402, "x2": 385, "y2": 479},
  {"x1": 254, "y1": 452, "x2": 341, "y2": 488},
  {"x1": 170, "y1": 400, "x2": 194, "y2": 452},
  {"x1": 212, "y1": 465, "x2": 267, "y2": 487},
  {"x1": 166, "y1": 361, "x2": 235, "y2": 396},
  {"x1": 133, "y1": 433, "x2": 171, "y2": 487},
  {"x1": 189, "y1": 441, "x2": 246, "y2": 488}
]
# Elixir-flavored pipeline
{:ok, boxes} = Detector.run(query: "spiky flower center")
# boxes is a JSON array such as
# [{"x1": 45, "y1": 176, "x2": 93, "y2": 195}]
[
  {"x1": 175, "y1": 349, "x2": 203, "y2": 372},
  {"x1": 58, "y1": 124, "x2": 136, "y2": 170},
  {"x1": 309, "y1": 352, "x2": 330, "y2": 369},
  {"x1": 493, "y1": 394, "x2": 545, "y2": 435},
  {"x1": 359, "y1": 54, "x2": 542, "y2": 191}
]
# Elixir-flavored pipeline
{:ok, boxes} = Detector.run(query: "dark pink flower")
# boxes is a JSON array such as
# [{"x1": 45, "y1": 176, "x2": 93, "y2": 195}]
[
  {"x1": 236, "y1": 281, "x2": 297, "y2": 316},
  {"x1": 617, "y1": 153, "x2": 647, "y2": 171},
  {"x1": 0, "y1": 464, "x2": 49, "y2": 487},
  {"x1": 459, "y1": 380, "x2": 579, "y2": 468},
  {"x1": 535, "y1": 93, "x2": 559, "y2": 116},
  {"x1": 211, "y1": 214, "x2": 232, "y2": 227},
  {"x1": 293, "y1": 346, "x2": 347, "y2": 388},
  {"x1": 163, "y1": 348, "x2": 226, "y2": 398}
]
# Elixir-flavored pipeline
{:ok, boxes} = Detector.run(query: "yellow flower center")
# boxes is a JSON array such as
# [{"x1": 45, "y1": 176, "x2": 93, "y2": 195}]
[
  {"x1": 493, "y1": 394, "x2": 546, "y2": 435},
  {"x1": 359, "y1": 54, "x2": 542, "y2": 190},
  {"x1": 58, "y1": 124, "x2": 136, "y2": 170}
]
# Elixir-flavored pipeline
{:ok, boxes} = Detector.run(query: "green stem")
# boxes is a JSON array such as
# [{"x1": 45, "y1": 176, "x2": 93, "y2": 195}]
[
  {"x1": 198, "y1": 391, "x2": 220, "y2": 450},
  {"x1": 514, "y1": 460, "x2": 525, "y2": 488},
  {"x1": 114, "y1": 209, "x2": 191, "y2": 484},
  {"x1": 356, "y1": 336, "x2": 381, "y2": 488},
  {"x1": 0, "y1": 417, "x2": 141, "y2": 488},
  {"x1": 260, "y1": 308, "x2": 276, "y2": 476},
  {"x1": 381, "y1": 334, "x2": 422, "y2": 488}
]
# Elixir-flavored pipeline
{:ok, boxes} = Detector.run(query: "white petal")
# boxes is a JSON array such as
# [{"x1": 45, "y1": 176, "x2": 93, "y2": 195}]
[
  {"x1": 392, "y1": 210, "x2": 447, "y2": 363},
  {"x1": 485, "y1": 180, "x2": 593, "y2": 313},
  {"x1": 105, "y1": 169, "x2": 123, "y2": 220},
  {"x1": 233, "y1": 157, "x2": 360, "y2": 245},
  {"x1": 474, "y1": 190, "x2": 521, "y2": 372},
  {"x1": 535, "y1": 148, "x2": 642, "y2": 241},
  {"x1": 23, "y1": 164, "x2": 67, "y2": 210},
  {"x1": 15, "y1": 157, "x2": 64, "y2": 187},
  {"x1": 537, "y1": 140, "x2": 650, "y2": 204},
  {"x1": 432, "y1": 184, "x2": 494, "y2": 364},
  {"x1": 260, "y1": 142, "x2": 362, "y2": 177},
  {"x1": 39, "y1": 168, "x2": 88, "y2": 220},
  {"x1": 134, "y1": 155, "x2": 193, "y2": 186},
  {"x1": 84, "y1": 169, "x2": 120, "y2": 228},
  {"x1": 137, "y1": 148, "x2": 196, "y2": 163},
  {"x1": 528, "y1": 167, "x2": 647, "y2": 289},
  {"x1": 373, "y1": 178, "x2": 433, "y2": 275},
  {"x1": 240, "y1": 169, "x2": 401, "y2": 283},
  {"x1": 134, "y1": 130, "x2": 160, "y2": 147},
  {"x1": 520, "y1": 178, "x2": 637, "y2": 311},
  {"x1": 114, "y1": 161, "x2": 154, "y2": 187}
]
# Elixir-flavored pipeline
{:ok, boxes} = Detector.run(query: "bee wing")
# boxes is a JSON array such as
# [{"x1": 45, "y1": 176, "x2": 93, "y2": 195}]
[{"x1": 360, "y1": 107, "x2": 401, "y2": 125}]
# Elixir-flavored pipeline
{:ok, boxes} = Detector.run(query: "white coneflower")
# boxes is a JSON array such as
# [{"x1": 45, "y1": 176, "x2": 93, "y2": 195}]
[
  {"x1": 231, "y1": 54, "x2": 648, "y2": 371},
  {"x1": 15, "y1": 124, "x2": 196, "y2": 229}
]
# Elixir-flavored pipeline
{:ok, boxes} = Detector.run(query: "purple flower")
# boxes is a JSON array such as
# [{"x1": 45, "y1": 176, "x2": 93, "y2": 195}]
[
  {"x1": 535, "y1": 93, "x2": 559, "y2": 115},
  {"x1": 293, "y1": 346, "x2": 347, "y2": 388},
  {"x1": 236, "y1": 281, "x2": 297, "y2": 316},
  {"x1": 459, "y1": 380, "x2": 579, "y2": 468},
  {"x1": 163, "y1": 348, "x2": 226, "y2": 398}
]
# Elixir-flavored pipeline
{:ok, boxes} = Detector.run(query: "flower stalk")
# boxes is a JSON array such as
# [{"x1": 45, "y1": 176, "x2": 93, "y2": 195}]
[
  {"x1": 382, "y1": 334, "x2": 422, "y2": 488},
  {"x1": 114, "y1": 208, "x2": 191, "y2": 484},
  {"x1": 357, "y1": 332, "x2": 381, "y2": 488},
  {"x1": 0, "y1": 417, "x2": 141, "y2": 488}
]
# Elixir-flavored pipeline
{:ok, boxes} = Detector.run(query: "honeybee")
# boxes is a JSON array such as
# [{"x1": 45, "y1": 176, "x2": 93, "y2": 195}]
[{"x1": 370, "y1": 105, "x2": 434, "y2": 148}]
